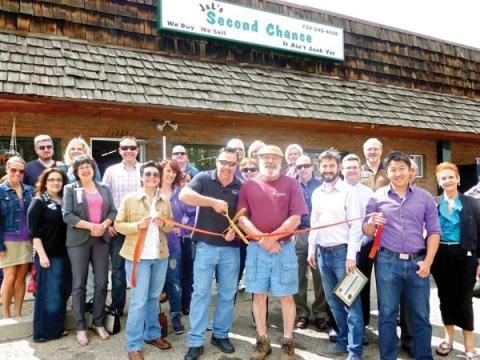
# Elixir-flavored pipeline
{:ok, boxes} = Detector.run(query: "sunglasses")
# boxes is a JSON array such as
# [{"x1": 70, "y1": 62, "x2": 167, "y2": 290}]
[
  {"x1": 241, "y1": 167, "x2": 258, "y2": 173},
  {"x1": 120, "y1": 145, "x2": 138, "y2": 151},
  {"x1": 143, "y1": 171, "x2": 160, "y2": 178},
  {"x1": 38, "y1": 145, "x2": 53, "y2": 150},
  {"x1": 47, "y1": 178, "x2": 63, "y2": 183},
  {"x1": 296, "y1": 164, "x2": 312, "y2": 170},
  {"x1": 172, "y1": 152, "x2": 187, "y2": 156},
  {"x1": 218, "y1": 159, "x2": 237, "y2": 167},
  {"x1": 9, "y1": 168, "x2": 25, "y2": 174}
]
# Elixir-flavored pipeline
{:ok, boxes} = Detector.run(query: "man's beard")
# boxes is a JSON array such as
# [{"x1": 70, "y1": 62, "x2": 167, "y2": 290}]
[
  {"x1": 321, "y1": 171, "x2": 339, "y2": 183},
  {"x1": 260, "y1": 165, "x2": 281, "y2": 178}
]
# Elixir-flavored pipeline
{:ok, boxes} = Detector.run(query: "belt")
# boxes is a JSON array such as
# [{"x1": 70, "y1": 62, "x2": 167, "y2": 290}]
[
  {"x1": 379, "y1": 247, "x2": 426, "y2": 260},
  {"x1": 317, "y1": 243, "x2": 347, "y2": 252},
  {"x1": 439, "y1": 241, "x2": 460, "y2": 246}
]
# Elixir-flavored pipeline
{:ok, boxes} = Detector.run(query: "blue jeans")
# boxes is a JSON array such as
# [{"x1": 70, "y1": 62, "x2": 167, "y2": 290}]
[
  {"x1": 33, "y1": 256, "x2": 72, "y2": 341},
  {"x1": 187, "y1": 242, "x2": 240, "y2": 347},
  {"x1": 109, "y1": 234, "x2": 126, "y2": 313},
  {"x1": 375, "y1": 250, "x2": 432, "y2": 360},
  {"x1": 317, "y1": 246, "x2": 363, "y2": 358},
  {"x1": 165, "y1": 249, "x2": 182, "y2": 316},
  {"x1": 125, "y1": 258, "x2": 168, "y2": 352}
]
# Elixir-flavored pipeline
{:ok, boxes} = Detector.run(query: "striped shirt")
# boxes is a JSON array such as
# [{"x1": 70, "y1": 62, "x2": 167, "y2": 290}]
[{"x1": 102, "y1": 161, "x2": 141, "y2": 210}]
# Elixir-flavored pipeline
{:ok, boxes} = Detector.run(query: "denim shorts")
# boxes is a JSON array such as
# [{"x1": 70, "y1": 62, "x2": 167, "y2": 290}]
[{"x1": 245, "y1": 240, "x2": 298, "y2": 297}]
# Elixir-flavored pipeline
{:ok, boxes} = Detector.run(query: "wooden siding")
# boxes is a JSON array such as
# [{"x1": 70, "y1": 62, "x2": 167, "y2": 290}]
[{"x1": 0, "y1": 0, "x2": 479, "y2": 98}]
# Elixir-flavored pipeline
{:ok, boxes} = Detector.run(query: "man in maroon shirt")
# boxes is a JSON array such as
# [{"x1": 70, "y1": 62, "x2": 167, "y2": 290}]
[{"x1": 237, "y1": 145, "x2": 307, "y2": 360}]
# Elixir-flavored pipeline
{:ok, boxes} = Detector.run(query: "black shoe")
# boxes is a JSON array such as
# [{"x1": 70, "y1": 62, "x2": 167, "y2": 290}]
[
  {"x1": 328, "y1": 328, "x2": 338, "y2": 343},
  {"x1": 211, "y1": 336, "x2": 235, "y2": 354},
  {"x1": 184, "y1": 346, "x2": 204, "y2": 360},
  {"x1": 401, "y1": 344, "x2": 414, "y2": 359},
  {"x1": 172, "y1": 314, "x2": 185, "y2": 335}
]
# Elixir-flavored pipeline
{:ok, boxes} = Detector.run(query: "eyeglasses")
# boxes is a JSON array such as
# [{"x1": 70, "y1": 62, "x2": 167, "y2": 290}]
[
  {"x1": 47, "y1": 178, "x2": 63, "y2": 183},
  {"x1": 296, "y1": 164, "x2": 312, "y2": 170},
  {"x1": 143, "y1": 171, "x2": 160, "y2": 178},
  {"x1": 172, "y1": 152, "x2": 187, "y2": 156},
  {"x1": 9, "y1": 168, "x2": 25, "y2": 174},
  {"x1": 38, "y1": 145, "x2": 53, "y2": 151},
  {"x1": 120, "y1": 145, "x2": 138, "y2": 151},
  {"x1": 241, "y1": 167, "x2": 258, "y2": 173},
  {"x1": 217, "y1": 160, "x2": 237, "y2": 167}
]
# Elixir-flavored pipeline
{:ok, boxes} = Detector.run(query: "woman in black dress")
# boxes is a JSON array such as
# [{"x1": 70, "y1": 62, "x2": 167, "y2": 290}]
[{"x1": 27, "y1": 168, "x2": 71, "y2": 341}]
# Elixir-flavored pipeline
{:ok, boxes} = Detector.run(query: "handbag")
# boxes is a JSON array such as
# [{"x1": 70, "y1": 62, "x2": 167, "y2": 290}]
[
  {"x1": 473, "y1": 279, "x2": 480, "y2": 298},
  {"x1": 27, "y1": 263, "x2": 37, "y2": 294},
  {"x1": 104, "y1": 306, "x2": 121, "y2": 335}
]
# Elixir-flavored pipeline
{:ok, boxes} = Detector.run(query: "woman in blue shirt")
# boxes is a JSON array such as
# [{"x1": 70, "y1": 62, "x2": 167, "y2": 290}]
[
  {"x1": 0, "y1": 156, "x2": 34, "y2": 318},
  {"x1": 432, "y1": 162, "x2": 480, "y2": 359}
]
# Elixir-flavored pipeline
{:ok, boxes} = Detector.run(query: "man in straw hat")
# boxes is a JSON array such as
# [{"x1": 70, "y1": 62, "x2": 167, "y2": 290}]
[{"x1": 237, "y1": 145, "x2": 307, "y2": 360}]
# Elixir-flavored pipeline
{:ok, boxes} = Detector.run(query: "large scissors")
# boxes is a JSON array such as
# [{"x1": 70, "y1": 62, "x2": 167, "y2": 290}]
[{"x1": 222, "y1": 208, "x2": 249, "y2": 245}]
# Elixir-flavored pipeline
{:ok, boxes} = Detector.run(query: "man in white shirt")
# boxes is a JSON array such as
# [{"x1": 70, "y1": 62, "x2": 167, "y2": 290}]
[
  {"x1": 102, "y1": 136, "x2": 142, "y2": 315},
  {"x1": 342, "y1": 154, "x2": 374, "y2": 345},
  {"x1": 308, "y1": 150, "x2": 364, "y2": 360}
]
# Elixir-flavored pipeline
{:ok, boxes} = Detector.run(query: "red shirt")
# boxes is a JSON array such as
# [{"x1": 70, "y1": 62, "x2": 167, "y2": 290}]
[{"x1": 237, "y1": 175, "x2": 307, "y2": 236}]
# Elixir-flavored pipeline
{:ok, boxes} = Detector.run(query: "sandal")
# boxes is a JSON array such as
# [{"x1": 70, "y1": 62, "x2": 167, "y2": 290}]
[
  {"x1": 435, "y1": 341, "x2": 453, "y2": 356},
  {"x1": 92, "y1": 325, "x2": 110, "y2": 340},
  {"x1": 464, "y1": 351, "x2": 480, "y2": 360},
  {"x1": 76, "y1": 330, "x2": 89, "y2": 346}
]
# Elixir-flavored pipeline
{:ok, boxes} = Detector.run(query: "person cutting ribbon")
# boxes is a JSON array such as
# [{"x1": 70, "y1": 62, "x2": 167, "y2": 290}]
[{"x1": 179, "y1": 147, "x2": 242, "y2": 360}]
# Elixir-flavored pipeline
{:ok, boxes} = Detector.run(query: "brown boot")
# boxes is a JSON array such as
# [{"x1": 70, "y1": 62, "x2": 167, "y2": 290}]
[
  {"x1": 249, "y1": 334, "x2": 272, "y2": 360},
  {"x1": 280, "y1": 337, "x2": 296, "y2": 360},
  {"x1": 127, "y1": 350, "x2": 144, "y2": 360}
]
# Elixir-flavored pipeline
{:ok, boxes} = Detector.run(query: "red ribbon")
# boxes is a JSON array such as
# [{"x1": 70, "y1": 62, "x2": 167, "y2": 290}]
[
  {"x1": 131, "y1": 228, "x2": 147, "y2": 288},
  {"x1": 368, "y1": 224, "x2": 384, "y2": 259}
]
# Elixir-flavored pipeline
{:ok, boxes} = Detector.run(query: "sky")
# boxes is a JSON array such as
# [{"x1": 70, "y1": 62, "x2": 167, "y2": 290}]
[{"x1": 280, "y1": 0, "x2": 480, "y2": 50}]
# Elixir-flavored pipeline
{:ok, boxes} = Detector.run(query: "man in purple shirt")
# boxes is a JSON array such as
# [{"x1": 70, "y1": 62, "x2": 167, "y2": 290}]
[
  {"x1": 237, "y1": 145, "x2": 307, "y2": 360},
  {"x1": 363, "y1": 151, "x2": 441, "y2": 360}
]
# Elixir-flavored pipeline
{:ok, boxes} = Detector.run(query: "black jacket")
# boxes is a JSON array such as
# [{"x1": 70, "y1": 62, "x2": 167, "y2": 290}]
[{"x1": 435, "y1": 194, "x2": 480, "y2": 259}]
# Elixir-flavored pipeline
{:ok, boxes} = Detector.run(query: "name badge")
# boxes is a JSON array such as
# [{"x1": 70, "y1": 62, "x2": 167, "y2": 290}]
[
  {"x1": 47, "y1": 203, "x2": 57, "y2": 210},
  {"x1": 75, "y1": 188, "x2": 84, "y2": 204}
]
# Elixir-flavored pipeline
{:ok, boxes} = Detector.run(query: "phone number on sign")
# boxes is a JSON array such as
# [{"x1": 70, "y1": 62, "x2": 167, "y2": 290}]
[{"x1": 302, "y1": 24, "x2": 339, "y2": 36}]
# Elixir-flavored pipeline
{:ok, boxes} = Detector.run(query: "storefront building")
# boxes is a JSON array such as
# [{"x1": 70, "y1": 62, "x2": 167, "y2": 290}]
[{"x1": 0, "y1": 0, "x2": 478, "y2": 193}]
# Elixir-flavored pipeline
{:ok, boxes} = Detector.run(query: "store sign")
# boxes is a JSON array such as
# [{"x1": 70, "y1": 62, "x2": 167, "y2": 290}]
[{"x1": 158, "y1": 0, "x2": 344, "y2": 61}]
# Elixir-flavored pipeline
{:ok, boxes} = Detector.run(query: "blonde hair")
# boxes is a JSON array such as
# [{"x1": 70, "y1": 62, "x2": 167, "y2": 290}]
[
  {"x1": 247, "y1": 140, "x2": 265, "y2": 158},
  {"x1": 285, "y1": 144, "x2": 303, "y2": 163},
  {"x1": 64, "y1": 137, "x2": 92, "y2": 166},
  {"x1": 6, "y1": 155, "x2": 26, "y2": 167}
]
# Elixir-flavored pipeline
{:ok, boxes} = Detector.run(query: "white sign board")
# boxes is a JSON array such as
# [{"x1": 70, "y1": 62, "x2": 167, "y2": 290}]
[{"x1": 158, "y1": 0, "x2": 344, "y2": 61}]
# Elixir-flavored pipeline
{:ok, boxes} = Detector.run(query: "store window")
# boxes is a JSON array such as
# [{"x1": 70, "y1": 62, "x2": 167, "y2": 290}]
[
  {"x1": 0, "y1": 136, "x2": 61, "y2": 177},
  {"x1": 91, "y1": 137, "x2": 145, "y2": 177},
  {"x1": 410, "y1": 154, "x2": 424, "y2": 178},
  {"x1": 176, "y1": 144, "x2": 222, "y2": 171}
]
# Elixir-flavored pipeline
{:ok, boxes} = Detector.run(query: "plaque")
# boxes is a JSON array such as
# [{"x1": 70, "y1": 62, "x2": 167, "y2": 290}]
[{"x1": 333, "y1": 267, "x2": 368, "y2": 307}]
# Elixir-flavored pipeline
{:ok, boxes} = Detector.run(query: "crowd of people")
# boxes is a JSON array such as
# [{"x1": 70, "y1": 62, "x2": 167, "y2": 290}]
[{"x1": 0, "y1": 134, "x2": 479, "y2": 360}]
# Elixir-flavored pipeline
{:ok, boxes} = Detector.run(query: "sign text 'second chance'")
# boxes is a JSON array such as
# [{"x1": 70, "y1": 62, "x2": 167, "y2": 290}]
[{"x1": 158, "y1": 0, "x2": 344, "y2": 61}]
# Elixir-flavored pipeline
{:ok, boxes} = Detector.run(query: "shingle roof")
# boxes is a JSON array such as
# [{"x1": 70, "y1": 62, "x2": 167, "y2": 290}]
[{"x1": 0, "y1": 32, "x2": 479, "y2": 134}]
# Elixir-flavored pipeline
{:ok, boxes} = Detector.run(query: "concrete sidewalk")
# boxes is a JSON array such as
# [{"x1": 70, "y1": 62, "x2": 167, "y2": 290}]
[{"x1": 1, "y1": 279, "x2": 479, "y2": 359}]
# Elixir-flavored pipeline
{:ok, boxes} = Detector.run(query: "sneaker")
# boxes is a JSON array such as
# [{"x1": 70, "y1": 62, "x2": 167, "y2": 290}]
[
  {"x1": 250, "y1": 334, "x2": 272, "y2": 360},
  {"x1": 280, "y1": 337, "x2": 296, "y2": 360},
  {"x1": 328, "y1": 328, "x2": 338, "y2": 342},
  {"x1": 238, "y1": 279, "x2": 246, "y2": 292},
  {"x1": 184, "y1": 346, "x2": 204, "y2": 360},
  {"x1": 172, "y1": 314, "x2": 185, "y2": 335},
  {"x1": 346, "y1": 354, "x2": 362, "y2": 360},
  {"x1": 318, "y1": 343, "x2": 348, "y2": 357}
]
